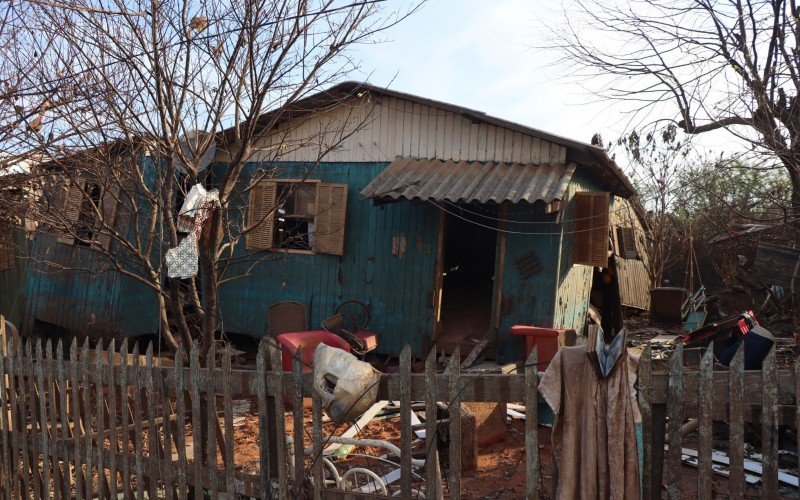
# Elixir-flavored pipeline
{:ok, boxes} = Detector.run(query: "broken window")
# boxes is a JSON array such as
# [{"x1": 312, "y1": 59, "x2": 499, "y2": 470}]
[
  {"x1": 247, "y1": 179, "x2": 348, "y2": 255},
  {"x1": 55, "y1": 178, "x2": 119, "y2": 250},
  {"x1": 572, "y1": 191, "x2": 610, "y2": 268},
  {"x1": 616, "y1": 226, "x2": 639, "y2": 260}
]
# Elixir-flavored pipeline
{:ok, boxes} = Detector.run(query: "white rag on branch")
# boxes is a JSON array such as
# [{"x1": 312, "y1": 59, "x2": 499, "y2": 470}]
[{"x1": 165, "y1": 184, "x2": 220, "y2": 279}]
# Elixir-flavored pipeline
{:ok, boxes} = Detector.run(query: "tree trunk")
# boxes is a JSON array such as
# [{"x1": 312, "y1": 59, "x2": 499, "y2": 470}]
[{"x1": 199, "y1": 209, "x2": 221, "y2": 362}]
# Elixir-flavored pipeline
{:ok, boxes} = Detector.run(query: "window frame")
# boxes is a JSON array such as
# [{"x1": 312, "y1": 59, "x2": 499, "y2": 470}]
[
  {"x1": 246, "y1": 178, "x2": 349, "y2": 256},
  {"x1": 272, "y1": 180, "x2": 320, "y2": 253}
]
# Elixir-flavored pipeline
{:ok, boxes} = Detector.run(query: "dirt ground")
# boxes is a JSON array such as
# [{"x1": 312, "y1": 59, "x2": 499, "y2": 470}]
[
  {"x1": 220, "y1": 398, "x2": 791, "y2": 499},
  {"x1": 224, "y1": 401, "x2": 551, "y2": 498}
]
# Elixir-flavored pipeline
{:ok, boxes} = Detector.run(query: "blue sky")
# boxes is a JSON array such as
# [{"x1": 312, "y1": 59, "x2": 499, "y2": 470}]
[{"x1": 352, "y1": 0, "x2": 627, "y2": 148}]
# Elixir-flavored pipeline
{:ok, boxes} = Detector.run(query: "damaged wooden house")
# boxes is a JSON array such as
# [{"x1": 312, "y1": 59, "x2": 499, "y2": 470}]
[
  {"x1": 0, "y1": 82, "x2": 651, "y2": 360},
  {"x1": 208, "y1": 82, "x2": 651, "y2": 358}
]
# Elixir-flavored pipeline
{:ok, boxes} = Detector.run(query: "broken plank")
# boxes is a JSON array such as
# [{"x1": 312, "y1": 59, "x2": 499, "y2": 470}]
[
  {"x1": 681, "y1": 448, "x2": 799, "y2": 487},
  {"x1": 327, "y1": 401, "x2": 390, "y2": 457},
  {"x1": 680, "y1": 452, "x2": 759, "y2": 485}
]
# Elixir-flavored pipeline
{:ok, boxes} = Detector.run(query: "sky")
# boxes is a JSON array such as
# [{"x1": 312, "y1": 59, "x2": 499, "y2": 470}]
[
  {"x1": 349, "y1": 0, "x2": 737, "y2": 165},
  {"x1": 351, "y1": 0, "x2": 634, "y2": 150}
]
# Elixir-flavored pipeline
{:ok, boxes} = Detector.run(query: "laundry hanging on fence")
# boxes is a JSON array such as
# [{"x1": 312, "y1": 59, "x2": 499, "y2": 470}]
[{"x1": 539, "y1": 344, "x2": 641, "y2": 500}]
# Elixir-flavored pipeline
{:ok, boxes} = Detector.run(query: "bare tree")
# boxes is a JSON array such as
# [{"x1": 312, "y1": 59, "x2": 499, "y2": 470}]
[
  {"x1": 552, "y1": 0, "x2": 800, "y2": 222},
  {"x1": 2, "y1": 0, "x2": 418, "y2": 357}
]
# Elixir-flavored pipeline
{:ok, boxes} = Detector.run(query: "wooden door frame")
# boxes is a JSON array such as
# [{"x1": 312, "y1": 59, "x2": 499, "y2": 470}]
[
  {"x1": 432, "y1": 210, "x2": 446, "y2": 343},
  {"x1": 490, "y1": 203, "x2": 508, "y2": 330}
]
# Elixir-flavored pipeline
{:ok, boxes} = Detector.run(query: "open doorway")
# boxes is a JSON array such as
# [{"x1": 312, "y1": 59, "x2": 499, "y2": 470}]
[
  {"x1": 589, "y1": 265, "x2": 624, "y2": 340},
  {"x1": 437, "y1": 206, "x2": 498, "y2": 354}
]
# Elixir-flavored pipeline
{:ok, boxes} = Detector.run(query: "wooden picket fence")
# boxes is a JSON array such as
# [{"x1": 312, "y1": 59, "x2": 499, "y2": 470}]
[{"x1": 0, "y1": 311, "x2": 798, "y2": 499}]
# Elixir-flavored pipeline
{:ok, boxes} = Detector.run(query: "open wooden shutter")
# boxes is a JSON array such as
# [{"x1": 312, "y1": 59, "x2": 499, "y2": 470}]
[
  {"x1": 246, "y1": 181, "x2": 277, "y2": 251},
  {"x1": 616, "y1": 226, "x2": 639, "y2": 259},
  {"x1": 314, "y1": 183, "x2": 348, "y2": 255},
  {"x1": 95, "y1": 185, "x2": 119, "y2": 251},
  {"x1": 573, "y1": 191, "x2": 609, "y2": 268},
  {"x1": 0, "y1": 231, "x2": 14, "y2": 272},
  {"x1": 56, "y1": 180, "x2": 84, "y2": 245}
]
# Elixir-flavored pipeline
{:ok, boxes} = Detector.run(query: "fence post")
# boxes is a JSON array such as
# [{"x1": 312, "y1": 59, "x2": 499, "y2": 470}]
[
  {"x1": 400, "y1": 345, "x2": 413, "y2": 498},
  {"x1": 174, "y1": 345, "x2": 188, "y2": 500},
  {"x1": 697, "y1": 343, "x2": 714, "y2": 500},
  {"x1": 119, "y1": 339, "x2": 133, "y2": 500},
  {"x1": 665, "y1": 342, "x2": 684, "y2": 500},
  {"x1": 424, "y1": 349, "x2": 443, "y2": 500},
  {"x1": 95, "y1": 342, "x2": 108, "y2": 498},
  {"x1": 79, "y1": 339, "x2": 93, "y2": 500},
  {"x1": 292, "y1": 347, "x2": 304, "y2": 497},
  {"x1": 205, "y1": 343, "x2": 218, "y2": 500},
  {"x1": 447, "y1": 346, "x2": 461, "y2": 500},
  {"x1": 762, "y1": 347, "x2": 778, "y2": 497},
  {"x1": 161, "y1": 342, "x2": 175, "y2": 500},
  {"x1": 729, "y1": 343, "x2": 745, "y2": 500},
  {"x1": 268, "y1": 342, "x2": 288, "y2": 500},
  {"x1": 107, "y1": 339, "x2": 119, "y2": 500},
  {"x1": 256, "y1": 340, "x2": 271, "y2": 499},
  {"x1": 222, "y1": 346, "x2": 234, "y2": 496},
  {"x1": 524, "y1": 346, "x2": 539, "y2": 499},
  {"x1": 0, "y1": 317, "x2": 10, "y2": 500},
  {"x1": 311, "y1": 369, "x2": 323, "y2": 500},
  {"x1": 637, "y1": 345, "x2": 653, "y2": 500},
  {"x1": 189, "y1": 343, "x2": 203, "y2": 500}
]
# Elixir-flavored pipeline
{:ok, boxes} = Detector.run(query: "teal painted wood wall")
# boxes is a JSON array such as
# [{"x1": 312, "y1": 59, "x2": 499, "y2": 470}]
[
  {"x1": 22, "y1": 232, "x2": 159, "y2": 338},
  {"x1": 0, "y1": 228, "x2": 29, "y2": 327},
  {"x1": 215, "y1": 162, "x2": 440, "y2": 357},
  {"x1": 19, "y1": 156, "x2": 162, "y2": 338},
  {"x1": 494, "y1": 171, "x2": 608, "y2": 359}
]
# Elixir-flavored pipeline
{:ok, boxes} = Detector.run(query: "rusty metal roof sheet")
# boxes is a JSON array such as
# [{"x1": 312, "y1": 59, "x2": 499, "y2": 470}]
[{"x1": 360, "y1": 157, "x2": 577, "y2": 205}]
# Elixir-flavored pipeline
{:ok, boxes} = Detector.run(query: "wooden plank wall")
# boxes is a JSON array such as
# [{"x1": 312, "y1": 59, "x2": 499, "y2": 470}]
[
  {"x1": 610, "y1": 196, "x2": 651, "y2": 311},
  {"x1": 215, "y1": 95, "x2": 568, "y2": 166},
  {"x1": 215, "y1": 162, "x2": 439, "y2": 357},
  {"x1": 551, "y1": 171, "x2": 605, "y2": 334}
]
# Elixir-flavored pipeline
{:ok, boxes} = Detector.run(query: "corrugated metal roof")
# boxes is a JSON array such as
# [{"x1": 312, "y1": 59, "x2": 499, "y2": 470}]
[{"x1": 360, "y1": 157, "x2": 576, "y2": 205}]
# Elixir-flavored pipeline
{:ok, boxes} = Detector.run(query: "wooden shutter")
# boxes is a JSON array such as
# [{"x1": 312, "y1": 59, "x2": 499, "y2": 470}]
[
  {"x1": 246, "y1": 181, "x2": 277, "y2": 251},
  {"x1": 314, "y1": 183, "x2": 348, "y2": 255},
  {"x1": 56, "y1": 180, "x2": 84, "y2": 245},
  {"x1": 0, "y1": 231, "x2": 14, "y2": 272},
  {"x1": 95, "y1": 185, "x2": 119, "y2": 251},
  {"x1": 573, "y1": 192, "x2": 609, "y2": 268},
  {"x1": 616, "y1": 226, "x2": 639, "y2": 259}
]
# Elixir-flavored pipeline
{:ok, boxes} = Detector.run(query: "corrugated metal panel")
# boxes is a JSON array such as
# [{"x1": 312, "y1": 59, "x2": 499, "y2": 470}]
[
  {"x1": 360, "y1": 157, "x2": 576, "y2": 205},
  {"x1": 217, "y1": 95, "x2": 568, "y2": 166},
  {"x1": 610, "y1": 196, "x2": 651, "y2": 310}
]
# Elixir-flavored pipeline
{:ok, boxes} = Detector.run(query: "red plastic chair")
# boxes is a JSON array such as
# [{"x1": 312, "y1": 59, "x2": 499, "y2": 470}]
[{"x1": 275, "y1": 330, "x2": 351, "y2": 372}]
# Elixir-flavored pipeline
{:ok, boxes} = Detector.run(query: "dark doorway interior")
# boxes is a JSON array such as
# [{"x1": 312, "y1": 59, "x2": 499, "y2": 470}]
[
  {"x1": 438, "y1": 206, "x2": 498, "y2": 355},
  {"x1": 589, "y1": 264, "x2": 624, "y2": 340}
]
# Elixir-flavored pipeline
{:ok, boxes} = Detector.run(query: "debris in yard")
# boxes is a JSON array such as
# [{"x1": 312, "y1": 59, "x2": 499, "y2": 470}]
[
  {"x1": 718, "y1": 324, "x2": 775, "y2": 370},
  {"x1": 324, "y1": 400, "x2": 390, "y2": 456},
  {"x1": 682, "y1": 287, "x2": 707, "y2": 331},
  {"x1": 682, "y1": 310, "x2": 757, "y2": 352},
  {"x1": 313, "y1": 343, "x2": 381, "y2": 422},
  {"x1": 463, "y1": 402, "x2": 507, "y2": 446},
  {"x1": 650, "y1": 287, "x2": 688, "y2": 323},
  {"x1": 681, "y1": 447, "x2": 799, "y2": 487}
]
